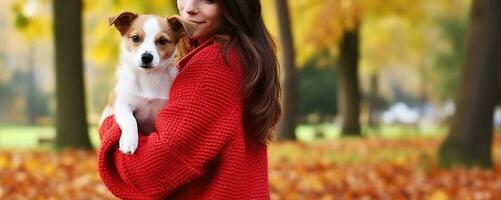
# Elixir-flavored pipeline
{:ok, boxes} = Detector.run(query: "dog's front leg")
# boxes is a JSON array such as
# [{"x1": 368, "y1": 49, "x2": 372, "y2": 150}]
[{"x1": 114, "y1": 103, "x2": 139, "y2": 155}]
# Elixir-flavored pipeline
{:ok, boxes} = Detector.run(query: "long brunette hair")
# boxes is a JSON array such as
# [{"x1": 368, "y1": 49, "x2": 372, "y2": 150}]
[{"x1": 178, "y1": 0, "x2": 281, "y2": 144}]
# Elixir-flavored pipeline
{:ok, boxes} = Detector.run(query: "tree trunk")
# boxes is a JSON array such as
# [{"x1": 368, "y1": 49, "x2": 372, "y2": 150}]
[
  {"x1": 275, "y1": 0, "x2": 298, "y2": 140},
  {"x1": 26, "y1": 45, "x2": 37, "y2": 125},
  {"x1": 438, "y1": 0, "x2": 501, "y2": 168},
  {"x1": 53, "y1": 0, "x2": 92, "y2": 149},
  {"x1": 368, "y1": 73, "x2": 380, "y2": 128},
  {"x1": 339, "y1": 28, "x2": 362, "y2": 136}
]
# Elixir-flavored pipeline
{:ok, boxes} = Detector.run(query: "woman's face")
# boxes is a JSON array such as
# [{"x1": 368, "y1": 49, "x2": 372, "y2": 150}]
[{"x1": 177, "y1": 0, "x2": 224, "y2": 43}]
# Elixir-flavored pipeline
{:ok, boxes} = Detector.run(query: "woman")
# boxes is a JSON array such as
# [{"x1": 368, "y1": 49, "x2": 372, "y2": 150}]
[{"x1": 98, "y1": 0, "x2": 281, "y2": 199}]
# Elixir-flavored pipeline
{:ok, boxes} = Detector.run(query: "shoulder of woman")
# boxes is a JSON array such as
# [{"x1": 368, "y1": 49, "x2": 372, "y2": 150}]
[
  {"x1": 188, "y1": 40, "x2": 243, "y2": 75},
  {"x1": 190, "y1": 42, "x2": 224, "y2": 64},
  {"x1": 190, "y1": 40, "x2": 227, "y2": 60}
]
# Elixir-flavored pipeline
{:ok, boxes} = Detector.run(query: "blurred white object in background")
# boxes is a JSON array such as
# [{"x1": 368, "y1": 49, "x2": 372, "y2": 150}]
[
  {"x1": 495, "y1": 107, "x2": 501, "y2": 129},
  {"x1": 382, "y1": 102, "x2": 420, "y2": 124}
]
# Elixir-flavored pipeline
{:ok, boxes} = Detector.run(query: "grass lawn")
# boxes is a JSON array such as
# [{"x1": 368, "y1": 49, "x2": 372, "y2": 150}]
[
  {"x1": 296, "y1": 123, "x2": 447, "y2": 141},
  {"x1": 0, "y1": 125, "x2": 100, "y2": 149},
  {"x1": 0, "y1": 123, "x2": 447, "y2": 149}
]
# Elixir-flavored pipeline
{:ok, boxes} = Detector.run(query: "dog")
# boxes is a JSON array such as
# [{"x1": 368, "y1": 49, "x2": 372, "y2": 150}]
[{"x1": 99, "y1": 12, "x2": 195, "y2": 155}]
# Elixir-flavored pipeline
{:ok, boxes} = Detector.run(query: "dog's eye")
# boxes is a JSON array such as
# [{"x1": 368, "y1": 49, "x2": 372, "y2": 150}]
[
  {"x1": 131, "y1": 35, "x2": 141, "y2": 43},
  {"x1": 158, "y1": 37, "x2": 169, "y2": 45}
]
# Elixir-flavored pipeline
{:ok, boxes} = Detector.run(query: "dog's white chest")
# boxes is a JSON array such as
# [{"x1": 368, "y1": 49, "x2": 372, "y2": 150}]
[
  {"x1": 113, "y1": 64, "x2": 177, "y2": 133},
  {"x1": 133, "y1": 96, "x2": 167, "y2": 133}
]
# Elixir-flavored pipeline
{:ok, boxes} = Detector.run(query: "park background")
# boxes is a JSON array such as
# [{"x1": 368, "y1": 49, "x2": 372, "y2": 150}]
[{"x1": 0, "y1": 0, "x2": 500, "y2": 199}]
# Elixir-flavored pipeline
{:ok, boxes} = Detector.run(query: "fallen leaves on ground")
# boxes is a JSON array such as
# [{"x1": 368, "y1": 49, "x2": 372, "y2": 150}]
[
  {"x1": 0, "y1": 137, "x2": 500, "y2": 199},
  {"x1": 269, "y1": 137, "x2": 501, "y2": 200},
  {"x1": 0, "y1": 150, "x2": 113, "y2": 199}
]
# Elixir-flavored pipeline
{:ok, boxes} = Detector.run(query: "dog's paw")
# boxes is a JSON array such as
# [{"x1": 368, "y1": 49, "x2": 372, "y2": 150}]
[{"x1": 119, "y1": 132, "x2": 138, "y2": 155}]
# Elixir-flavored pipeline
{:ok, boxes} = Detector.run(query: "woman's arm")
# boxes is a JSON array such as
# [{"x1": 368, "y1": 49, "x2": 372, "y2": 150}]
[{"x1": 98, "y1": 50, "x2": 241, "y2": 199}]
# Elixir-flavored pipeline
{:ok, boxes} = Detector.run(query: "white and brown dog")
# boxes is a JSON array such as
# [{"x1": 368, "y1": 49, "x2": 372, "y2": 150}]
[{"x1": 100, "y1": 12, "x2": 195, "y2": 154}]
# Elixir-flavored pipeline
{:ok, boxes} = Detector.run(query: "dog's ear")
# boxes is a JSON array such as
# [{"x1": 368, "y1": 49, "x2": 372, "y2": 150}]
[
  {"x1": 167, "y1": 15, "x2": 196, "y2": 39},
  {"x1": 109, "y1": 12, "x2": 138, "y2": 35}
]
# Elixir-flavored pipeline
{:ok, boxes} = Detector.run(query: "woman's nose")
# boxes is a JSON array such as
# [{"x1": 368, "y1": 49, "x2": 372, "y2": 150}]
[{"x1": 183, "y1": 0, "x2": 199, "y2": 16}]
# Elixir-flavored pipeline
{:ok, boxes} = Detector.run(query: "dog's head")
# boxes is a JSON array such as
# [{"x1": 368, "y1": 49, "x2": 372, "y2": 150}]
[{"x1": 109, "y1": 12, "x2": 195, "y2": 70}]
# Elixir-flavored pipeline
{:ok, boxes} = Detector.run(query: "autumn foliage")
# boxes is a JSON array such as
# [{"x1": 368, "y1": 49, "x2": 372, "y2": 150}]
[
  {"x1": 269, "y1": 137, "x2": 501, "y2": 200},
  {"x1": 0, "y1": 136, "x2": 500, "y2": 199},
  {"x1": 0, "y1": 150, "x2": 113, "y2": 199}
]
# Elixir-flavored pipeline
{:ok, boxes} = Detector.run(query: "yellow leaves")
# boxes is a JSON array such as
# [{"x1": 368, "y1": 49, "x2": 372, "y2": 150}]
[
  {"x1": 262, "y1": 0, "x2": 470, "y2": 75},
  {"x1": 291, "y1": 0, "x2": 360, "y2": 65},
  {"x1": 1, "y1": 137, "x2": 501, "y2": 198},
  {"x1": 42, "y1": 163, "x2": 56, "y2": 176},
  {"x1": 0, "y1": 155, "x2": 8, "y2": 170},
  {"x1": 23, "y1": 157, "x2": 40, "y2": 172},
  {"x1": 21, "y1": 16, "x2": 52, "y2": 41},
  {"x1": 12, "y1": 0, "x2": 52, "y2": 42},
  {"x1": 391, "y1": 153, "x2": 408, "y2": 166},
  {"x1": 61, "y1": 153, "x2": 75, "y2": 166},
  {"x1": 269, "y1": 137, "x2": 501, "y2": 199},
  {"x1": 428, "y1": 190, "x2": 449, "y2": 200},
  {"x1": 0, "y1": 150, "x2": 115, "y2": 199},
  {"x1": 87, "y1": 21, "x2": 119, "y2": 66}
]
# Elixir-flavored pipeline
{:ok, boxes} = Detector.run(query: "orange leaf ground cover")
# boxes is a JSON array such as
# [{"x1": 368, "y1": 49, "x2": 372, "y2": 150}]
[
  {"x1": 269, "y1": 137, "x2": 501, "y2": 200},
  {"x1": 0, "y1": 136, "x2": 500, "y2": 199}
]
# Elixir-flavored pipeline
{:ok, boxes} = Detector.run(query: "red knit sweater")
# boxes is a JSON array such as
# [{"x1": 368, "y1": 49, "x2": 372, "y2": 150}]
[{"x1": 98, "y1": 38, "x2": 270, "y2": 199}]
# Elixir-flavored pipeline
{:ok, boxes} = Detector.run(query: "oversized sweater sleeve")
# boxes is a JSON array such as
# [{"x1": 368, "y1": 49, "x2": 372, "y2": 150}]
[{"x1": 98, "y1": 46, "x2": 241, "y2": 199}]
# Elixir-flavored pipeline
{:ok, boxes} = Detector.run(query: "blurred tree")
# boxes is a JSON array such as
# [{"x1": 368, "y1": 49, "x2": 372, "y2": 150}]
[
  {"x1": 25, "y1": 47, "x2": 38, "y2": 124},
  {"x1": 367, "y1": 74, "x2": 383, "y2": 128},
  {"x1": 298, "y1": 54, "x2": 338, "y2": 120},
  {"x1": 438, "y1": 0, "x2": 500, "y2": 168},
  {"x1": 11, "y1": 0, "x2": 52, "y2": 125},
  {"x1": 269, "y1": 0, "x2": 364, "y2": 136},
  {"x1": 432, "y1": 18, "x2": 467, "y2": 101},
  {"x1": 12, "y1": 0, "x2": 52, "y2": 40},
  {"x1": 275, "y1": 0, "x2": 298, "y2": 140},
  {"x1": 53, "y1": 0, "x2": 92, "y2": 149},
  {"x1": 8, "y1": 67, "x2": 50, "y2": 124},
  {"x1": 274, "y1": 0, "x2": 467, "y2": 135},
  {"x1": 338, "y1": 27, "x2": 362, "y2": 136}
]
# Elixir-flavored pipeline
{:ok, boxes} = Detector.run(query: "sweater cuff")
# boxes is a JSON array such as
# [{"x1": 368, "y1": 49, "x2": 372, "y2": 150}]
[
  {"x1": 116, "y1": 145, "x2": 202, "y2": 197},
  {"x1": 99, "y1": 116, "x2": 121, "y2": 142}
]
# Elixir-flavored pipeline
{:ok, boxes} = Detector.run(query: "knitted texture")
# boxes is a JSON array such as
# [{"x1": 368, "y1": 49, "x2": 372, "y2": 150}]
[{"x1": 98, "y1": 39, "x2": 270, "y2": 200}]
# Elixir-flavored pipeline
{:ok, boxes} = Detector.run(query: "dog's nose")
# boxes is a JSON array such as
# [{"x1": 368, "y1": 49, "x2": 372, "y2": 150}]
[{"x1": 141, "y1": 53, "x2": 154, "y2": 64}]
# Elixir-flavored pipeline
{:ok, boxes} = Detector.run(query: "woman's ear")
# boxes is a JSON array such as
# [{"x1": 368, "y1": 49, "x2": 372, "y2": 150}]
[
  {"x1": 109, "y1": 12, "x2": 138, "y2": 35},
  {"x1": 167, "y1": 15, "x2": 196, "y2": 39}
]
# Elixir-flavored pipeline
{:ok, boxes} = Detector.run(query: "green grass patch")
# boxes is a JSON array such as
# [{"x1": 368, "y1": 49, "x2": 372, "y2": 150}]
[
  {"x1": 296, "y1": 123, "x2": 447, "y2": 141},
  {"x1": 0, "y1": 123, "x2": 447, "y2": 149},
  {"x1": 0, "y1": 125, "x2": 100, "y2": 149}
]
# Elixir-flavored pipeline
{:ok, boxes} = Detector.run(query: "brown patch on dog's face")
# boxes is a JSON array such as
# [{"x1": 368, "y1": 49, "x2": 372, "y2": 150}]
[
  {"x1": 109, "y1": 12, "x2": 138, "y2": 36},
  {"x1": 121, "y1": 16, "x2": 148, "y2": 56},
  {"x1": 153, "y1": 16, "x2": 181, "y2": 60}
]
